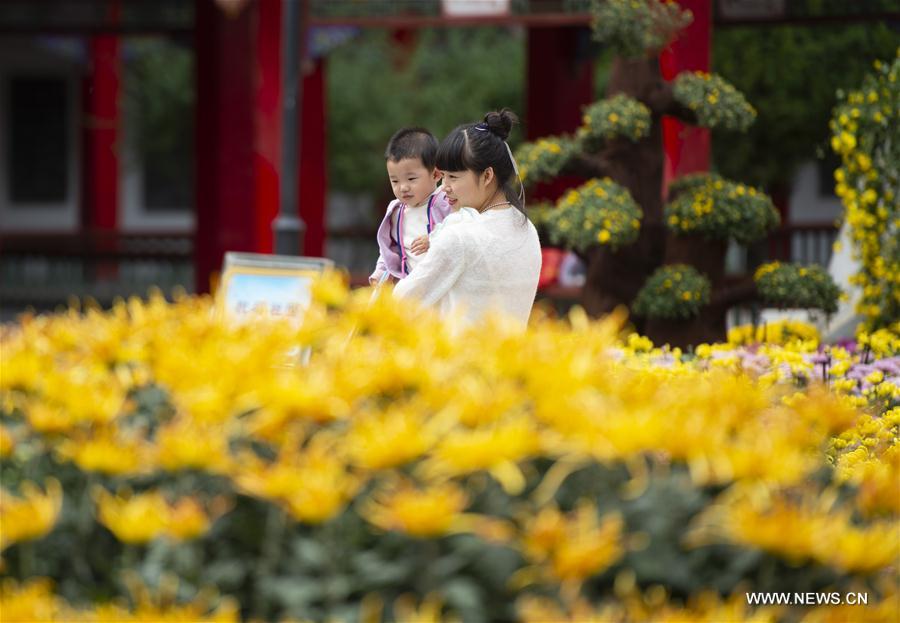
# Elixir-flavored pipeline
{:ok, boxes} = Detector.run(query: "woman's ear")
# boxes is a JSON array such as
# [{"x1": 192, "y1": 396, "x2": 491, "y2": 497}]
[{"x1": 481, "y1": 167, "x2": 495, "y2": 186}]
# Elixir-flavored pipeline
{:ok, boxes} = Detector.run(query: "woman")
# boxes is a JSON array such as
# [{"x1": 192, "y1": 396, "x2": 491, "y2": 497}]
[{"x1": 393, "y1": 109, "x2": 542, "y2": 330}]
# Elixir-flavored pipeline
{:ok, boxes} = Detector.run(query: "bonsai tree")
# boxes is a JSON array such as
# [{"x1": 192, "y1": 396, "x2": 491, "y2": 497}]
[{"x1": 519, "y1": 0, "x2": 839, "y2": 346}]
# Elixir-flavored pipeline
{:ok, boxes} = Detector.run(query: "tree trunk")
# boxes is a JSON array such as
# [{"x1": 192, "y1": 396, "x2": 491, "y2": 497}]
[
  {"x1": 582, "y1": 225, "x2": 666, "y2": 328},
  {"x1": 644, "y1": 234, "x2": 728, "y2": 347},
  {"x1": 581, "y1": 57, "x2": 667, "y2": 323}
]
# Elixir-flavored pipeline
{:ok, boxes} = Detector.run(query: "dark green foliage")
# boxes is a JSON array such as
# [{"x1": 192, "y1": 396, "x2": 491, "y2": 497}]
[
  {"x1": 328, "y1": 29, "x2": 525, "y2": 194},
  {"x1": 712, "y1": 20, "x2": 899, "y2": 188}
]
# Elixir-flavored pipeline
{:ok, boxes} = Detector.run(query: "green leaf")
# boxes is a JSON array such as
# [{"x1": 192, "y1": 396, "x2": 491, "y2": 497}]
[
  {"x1": 264, "y1": 576, "x2": 322, "y2": 610},
  {"x1": 442, "y1": 577, "x2": 486, "y2": 621},
  {"x1": 291, "y1": 536, "x2": 329, "y2": 570},
  {"x1": 352, "y1": 551, "x2": 413, "y2": 587}
]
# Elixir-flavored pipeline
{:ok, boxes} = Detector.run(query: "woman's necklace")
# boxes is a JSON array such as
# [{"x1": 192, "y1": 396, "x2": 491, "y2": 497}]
[{"x1": 481, "y1": 200, "x2": 511, "y2": 213}]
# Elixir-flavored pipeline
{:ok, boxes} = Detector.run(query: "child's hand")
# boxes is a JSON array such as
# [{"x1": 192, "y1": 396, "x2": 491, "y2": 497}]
[
  {"x1": 370, "y1": 273, "x2": 397, "y2": 286},
  {"x1": 410, "y1": 235, "x2": 430, "y2": 255}
]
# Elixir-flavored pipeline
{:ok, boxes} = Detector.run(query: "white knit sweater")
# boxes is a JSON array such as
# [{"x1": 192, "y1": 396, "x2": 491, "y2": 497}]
[{"x1": 393, "y1": 207, "x2": 542, "y2": 329}]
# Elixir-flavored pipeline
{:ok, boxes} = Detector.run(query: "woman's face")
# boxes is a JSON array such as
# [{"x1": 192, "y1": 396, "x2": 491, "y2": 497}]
[{"x1": 440, "y1": 168, "x2": 494, "y2": 211}]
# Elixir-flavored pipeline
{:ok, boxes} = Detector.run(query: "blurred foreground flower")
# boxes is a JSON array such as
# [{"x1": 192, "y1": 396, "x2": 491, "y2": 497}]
[
  {"x1": 0, "y1": 275, "x2": 896, "y2": 621},
  {"x1": 94, "y1": 487, "x2": 229, "y2": 544},
  {"x1": 0, "y1": 479, "x2": 62, "y2": 551}
]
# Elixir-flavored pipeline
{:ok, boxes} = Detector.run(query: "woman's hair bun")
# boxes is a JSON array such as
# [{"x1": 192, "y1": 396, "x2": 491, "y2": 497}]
[{"x1": 483, "y1": 108, "x2": 518, "y2": 141}]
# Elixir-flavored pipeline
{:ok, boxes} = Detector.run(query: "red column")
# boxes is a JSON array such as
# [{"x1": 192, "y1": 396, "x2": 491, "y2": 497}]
[
  {"x1": 526, "y1": 26, "x2": 594, "y2": 202},
  {"x1": 299, "y1": 58, "x2": 326, "y2": 257},
  {"x1": 83, "y1": 34, "x2": 120, "y2": 280},
  {"x1": 195, "y1": 0, "x2": 255, "y2": 292},
  {"x1": 194, "y1": 0, "x2": 327, "y2": 293},
  {"x1": 253, "y1": 0, "x2": 283, "y2": 256},
  {"x1": 660, "y1": 0, "x2": 711, "y2": 195},
  {"x1": 84, "y1": 35, "x2": 120, "y2": 233},
  {"x1": 196, "y1": 0, "x2": 294, "y2": 293}
]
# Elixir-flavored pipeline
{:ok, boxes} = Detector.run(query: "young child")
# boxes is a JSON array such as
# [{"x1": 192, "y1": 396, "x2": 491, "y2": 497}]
[{"x1": 369, "y1": 127, "x2": 452, "y2": 286}]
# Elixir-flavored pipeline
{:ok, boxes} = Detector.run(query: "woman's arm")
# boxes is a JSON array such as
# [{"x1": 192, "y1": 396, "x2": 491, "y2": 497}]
[{"x1": 393, "y1": 228, "x2": 467, "y2": 306}]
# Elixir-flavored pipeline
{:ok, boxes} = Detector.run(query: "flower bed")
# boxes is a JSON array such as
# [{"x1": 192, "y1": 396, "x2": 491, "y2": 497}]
[{"x1": 1, "y1": 280, "x2": 897, "y2": 622}]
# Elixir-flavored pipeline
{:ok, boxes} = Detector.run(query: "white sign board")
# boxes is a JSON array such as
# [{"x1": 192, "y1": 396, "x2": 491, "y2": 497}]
[
  {"x1": 217, "y1": 252, "x2": 333, "y2": 323},
  {"x1": 442, "y1": 0, "x2": 510, "y2": 17}
]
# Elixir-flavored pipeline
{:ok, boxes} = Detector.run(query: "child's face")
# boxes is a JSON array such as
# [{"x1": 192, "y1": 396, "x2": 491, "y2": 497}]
[{"x1": 387, "y1": 158, "x2": 439, "y2": 207}]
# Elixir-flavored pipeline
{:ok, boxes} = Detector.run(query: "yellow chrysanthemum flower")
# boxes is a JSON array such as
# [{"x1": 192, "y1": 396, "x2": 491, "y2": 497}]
[
  {"x1": 0, "y1": 480, "x2": 63, "y2": 550},
  {"x1": 361, "y1": 478, "x2": 468, "y2": 538}
]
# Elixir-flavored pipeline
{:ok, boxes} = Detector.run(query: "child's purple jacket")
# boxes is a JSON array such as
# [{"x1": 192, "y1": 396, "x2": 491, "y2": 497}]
[{"x1": 370, "y1": 189, "x2": 452, "y2": 282}]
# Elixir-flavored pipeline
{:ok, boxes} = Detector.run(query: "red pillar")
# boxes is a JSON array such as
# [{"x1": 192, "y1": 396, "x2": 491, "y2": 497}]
[
  {"x1": 299, "y1": 58, "x2": 327, "y2": 257},
  {"x1": 660, "y1": 0, "x2": 711, "y2": 195},
  {"x1": 195, "y1": 0, "x2": 255, "y2": 292},
  {"x1": 83, "y1": 34, "x2": 120, "y2": 280},
  {"x1": 256, "y1": 0, "x2": 334, "y2": 258},
  {"x1": 194, "y1": 0, "x2": 290, "y2": 293},
  {"x1": 526, "y1": 26, "x2": 594, "y2": 202},
  {"x1": 253, "y1": 0, "x2": 283, "y2": 256},
  {"x1": 194, "y1": 0, "x2": 327, "y2": 293},
  {"x1": 84, "y1": 35, "x2": 120, "y2": 234}
]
